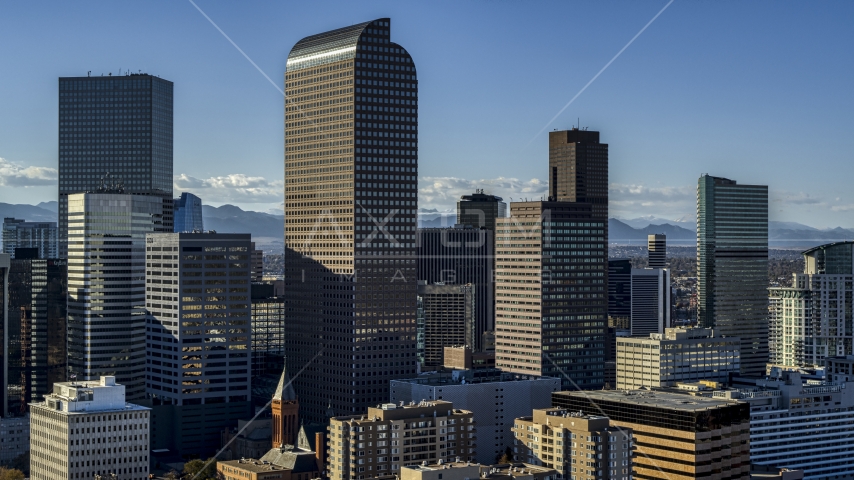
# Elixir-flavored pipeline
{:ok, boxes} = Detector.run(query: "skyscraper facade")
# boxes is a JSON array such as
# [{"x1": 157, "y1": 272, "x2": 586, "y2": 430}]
[
  {"x1": 548, "y1": 129, "x2": 608, "y2": 222},
  {"x1": 607, "y1": 259, "x2": 631, "y2": 329},
  {"x1": 416, "y1": 282, "x2": 475, "y2": 368},
  {"x1": 2, "y1": 218, "x2": 58, "y2": 259},
  {"x1": 630, "y1": 268, "x2": 671, "y2": 336},
  {"x1": 769, "y1": 241, "x2": 854, "y2": 369},
  {"x1": 3, "y1": 253, "x2": 67, "y2": 415},
  {"x1": 416, "y1": 225, "x2": 493, "y2": 349},
  {"x1": 58, "y1": 73, "x2": 173, "y2": 257},
  {"x1": 495, "y1": 202, "x2": 606, "y2": 389},
  {"x1": 457, "y1": 190, "x2": 506, "y2": 232},
  {"x1": 66, "y1": 192, "x2": 164, "y2": 401},
  {"x1": 173, "y1": 192, "x2": 203, "y2": 232},
  {"x1": 284, "y1": 18, "x2": 419, "y2": 422},
  {"x1": 697, "y1": 175, "x2": 768, "y2": 376},
  {"x1": 144, "y1": 232, "x2": 252, "y2": 457},
  {"x1": 647, "y1": 233, "x2": 666, "y2": 269}
]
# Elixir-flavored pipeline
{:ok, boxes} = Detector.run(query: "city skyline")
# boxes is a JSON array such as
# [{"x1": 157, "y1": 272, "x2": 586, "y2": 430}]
[{"x1": 0, "y1": 2, "x2": 853, "y2": 227}]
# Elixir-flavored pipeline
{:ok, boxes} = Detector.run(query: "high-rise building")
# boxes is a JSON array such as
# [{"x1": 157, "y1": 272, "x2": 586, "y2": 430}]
[
  {"x1": 251, "y1": 284, "x2": 286, "y2": 405},
  {"x1": 616, "y1": 327, "x2": 740, "y2": 390},
  {"x1": 495, "y1": 202, "x2": 606, "y2": 389},
  {"x1": 284, "y1": 18, "x2": 419, "y2": 422},
  {"x1": 697, "y1": 174, "x2": 768, "y2": 376},
  {"x1": 251, "y1": 242, "x2": 264, "y2": 282},
  {"x1": 67, "y1": 192, "x2": 164, "y2": 401},
  {"x1": 457, "y1": 190, "x2": 506, "y2": 232},
  {"x1": 390, "y1": 369, "x2": 559, "y2": 465},
  {"x1": 722, "y1": 369, "x2": 854, "y2": 479},
  {"x1": 144, "y1": 232, "x2": 252, "y2": 457},
  {"x1": 327, "y1": 401, "x2": 475, "y2": 480},
  {"x1": 29, "y1": 376, "x2": 150, "y2": 480},
  {"x1": 3, "y1": 251, "x2": 67, "y2": 415},
  {"x1": 769, "y1": 241, "x2": 854, "y2": 369},
  {"x1": 553, "y1": 390, "x2": 751, "y2": 480},
  {"x1": 607, "y1": 259, "x2": 631, "y2": 329},
  {"x1": 2, "y1": 218, "x2": 58, "y2": 259},
  {"x1": 173, "y1": 192, "x2": 203, "y2": 232},
  {"x1": 0, "y1": 253, "x2": 10, "y2": 414},
  {"x1": 417, "y1": 226, "x2": 493, "y2": 350},
  {"x1": 647, "y1": 234, "x2": 665, "y2": 269},
  {"x1": 548, "y1": 129, "x2": 608, "y2": 222},
  {"x1": 0, "y1": 414, "x2": 29, "y2": 464},
  {"x1": 629, "y1": 268, "x2": 671, "y2": 336},
  {"x1": 58, "y1": 73, "x2": 174, "y2": 258},
  {"x1": 512, "y1": 408, "x2": 633, "y2": 480},
  {"x1": 417, "y1": 282, "x2": 475, "y2": 368}
]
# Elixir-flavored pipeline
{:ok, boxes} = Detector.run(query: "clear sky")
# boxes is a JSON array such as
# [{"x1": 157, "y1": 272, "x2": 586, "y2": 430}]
[{"x1": 1, "y1": 1, "x2": 853, "y2": 227}]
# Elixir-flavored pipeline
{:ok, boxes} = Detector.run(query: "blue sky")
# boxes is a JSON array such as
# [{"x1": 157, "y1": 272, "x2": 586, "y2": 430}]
[{"x1": 1, "y1": 1, "x2": 853, "y2": 227}]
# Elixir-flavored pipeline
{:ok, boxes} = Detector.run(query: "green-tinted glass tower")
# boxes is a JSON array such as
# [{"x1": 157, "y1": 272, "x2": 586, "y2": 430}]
[{"x1": 697, "y1": 175, "x2": 768, "y2": 376}]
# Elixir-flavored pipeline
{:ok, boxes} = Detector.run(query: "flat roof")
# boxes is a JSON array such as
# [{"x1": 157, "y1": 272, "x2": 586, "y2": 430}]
[
  {"x1": 555, "y1": 390, "x2": 743, "y2": 412},
  {"x1": 218, "y1": 459, "x2": 289, "y2": 473}
]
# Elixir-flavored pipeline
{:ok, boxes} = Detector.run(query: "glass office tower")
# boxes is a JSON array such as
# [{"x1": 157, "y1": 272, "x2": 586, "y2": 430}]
[
  {"x1": 174, "y1": 192, "x2": 203, "y2": 232},
  {"x1": 284, "y1": 18, "x2": 418, "y2": 422},
  {"x1": 697, "y1": 174, "x2": 768, "y2": 376},
  {"x1": 58, "y1": 73, "x2": 173, "y2": 257},
  {"x1": 66, "y1": 192, "x2": 164, "y2": 401}
]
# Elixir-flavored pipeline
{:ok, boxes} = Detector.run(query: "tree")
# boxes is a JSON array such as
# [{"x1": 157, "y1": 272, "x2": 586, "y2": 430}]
[
  {"x1": 164, "y1": 469, "x2": 181, "y2": 480},
  {"x1": 183, "y1": 458, "x2": 218, "y2": 480},
  {"x1": 497, "y1": 446, "x2": 514, "y2": 464},
  {"x1": 0, "y1": 467, "x2": 25, "y2": 480},
  {"x1": 1, "y1": 452, "x2": 28, "y2": 475}
]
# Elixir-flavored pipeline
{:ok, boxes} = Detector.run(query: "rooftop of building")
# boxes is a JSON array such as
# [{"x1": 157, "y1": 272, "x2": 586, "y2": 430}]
[
  {"x1": 392, "y1": 368, "x2": 559, "y2": 387},
  {"x1": 331, "y1": 400, "x2": 471, "y2": 423},
  {"x1": 404, "y1": 461, "x2": 555, "y2": 479},
  {"x1": 31, "y1": 376, "x2": 149, "y2": 414},
  {"x1": 801, "y1": 241, "x2": 854, "y2": 256},
  {"x1": 555, "y1": 389, "x2": 743, "y2": 413},
  {"x1": 459, "y1": 190, "x2": 504, "y2": 202}
]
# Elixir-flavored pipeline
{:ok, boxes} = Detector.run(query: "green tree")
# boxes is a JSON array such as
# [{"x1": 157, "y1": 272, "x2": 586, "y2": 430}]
[
  {"x1": 0, "y1": 466, "x2": 25, "y2": 480},
  {"x1": 183, "y1": 458, "x2": 218, "y2": 480},
  {"x1": 497, "y1": 446, "x2": 514, "y2": 464}
]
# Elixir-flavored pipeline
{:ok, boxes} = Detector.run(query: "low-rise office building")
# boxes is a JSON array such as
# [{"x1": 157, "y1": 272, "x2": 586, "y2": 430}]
[
  {"x1": 512, "y1": 408, "x2": 632, "y2": 480},
  {"x1": 553, "y1": 390, "x2": 750, "y2": 480},
  {"x1": 327, "y1": 400, "x2": 475, "y2": 480},
  {"x1": 390, "y1": 369, "x2": 559, "y2": 464},
  {"x1": 616, "y1": 327, "x2": 740, "y2": 390},
  {"x1": 29, "y1": 376, "x2": 150, "y2": 480}
]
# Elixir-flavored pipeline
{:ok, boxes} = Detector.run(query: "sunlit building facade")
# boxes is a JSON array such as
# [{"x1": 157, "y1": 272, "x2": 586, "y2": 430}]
[{"x1": 284, "y1": 18, "x2": 419, "y2": 422}]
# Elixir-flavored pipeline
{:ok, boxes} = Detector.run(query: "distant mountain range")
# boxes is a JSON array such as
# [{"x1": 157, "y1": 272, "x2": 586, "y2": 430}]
[{"x1": 2, "y1": 202, "x2": 853, "y2": 251}]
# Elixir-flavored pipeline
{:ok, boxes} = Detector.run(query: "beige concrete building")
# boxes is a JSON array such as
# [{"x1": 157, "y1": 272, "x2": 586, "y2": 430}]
[
  {"x1": 494, "y1": 201, "x2": 607, "y2": 389},
  {"x1": 29, "y1": 376, "x2": 150, "y2": 480},
  {"x1": 327, "y1": 400, "x2": 475, "y2": 480},
  {"x1": 512, "y1": 408, "x2": 632, "y2": 480},
  {"x1": 402, "y1": 461, "x2": 556, "y2": 480},
  {"x1": 553, "y1": 390, "x2": 751, "y2": 480},
  {"x1": 616, "y1": 327, "x2": 740, "y2": 390}
]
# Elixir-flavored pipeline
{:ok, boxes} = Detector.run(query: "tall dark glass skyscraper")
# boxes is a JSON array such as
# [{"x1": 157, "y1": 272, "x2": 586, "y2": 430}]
[
  {"x1": 174, "y1": 192, "x2": 203, "y2": 232},
  {"x1": 2, "y1": 252, "x2": 67, "y2": 415},
  {"x1": 548, "y1": 129, "x2": 608, "y2": 222},
  {"x1": 58, "y1": 73, "x2": 174, "y2": 257},
  {"x1": 284, "y1": 18, "x2": 418, "y2": 422},
  {"x1": 697, "y1": 174, "x2": 768, "y2": 376},
  {"x1": 416, "y1": 225, "x2": 493, "y2": 350}
]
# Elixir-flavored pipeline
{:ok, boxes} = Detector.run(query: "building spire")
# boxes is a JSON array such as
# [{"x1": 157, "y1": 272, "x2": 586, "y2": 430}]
[{"x1": 273, "y1": 365, "x2": 297, "y2": 402}]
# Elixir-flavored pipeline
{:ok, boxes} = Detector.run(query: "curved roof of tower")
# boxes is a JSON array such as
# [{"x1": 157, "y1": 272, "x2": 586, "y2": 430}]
[
  {"x1": 273, "y1": 366, "x2": 297, "y2": 401},
  {"x1": 286, "y1": 19, "x2": 386, "y2": 71},
  {"x1": 801, "y1": 241, "x2": 854, "y2": 256}
]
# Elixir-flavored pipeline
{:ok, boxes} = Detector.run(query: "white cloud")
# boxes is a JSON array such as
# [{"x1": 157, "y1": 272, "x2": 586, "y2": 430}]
[
  {"x1": 174, "y1": 173, "x2": 283, "y2": 204},
  {"x1": 0, "y1": 157, "x2": 57, "y2": 187},
  {"x1": 419, "y1": 176, "x2": 547, "y2": 210},
  {"x1": 771, "y1": 191, "x2": 823, "y2": 206},
  {"x1": 608, "y1": 183, "x2": 694, "y2": 219}
]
